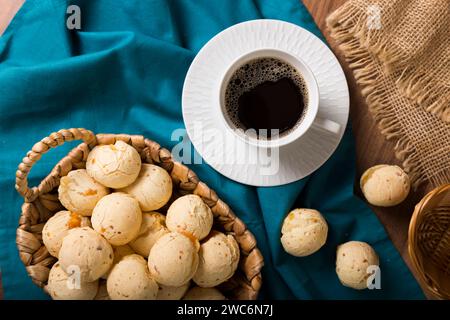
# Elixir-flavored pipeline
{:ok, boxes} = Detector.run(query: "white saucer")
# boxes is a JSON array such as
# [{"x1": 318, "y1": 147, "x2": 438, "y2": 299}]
[{"x1": 182, "y1": 19, "x2": 349, "y2": 186}]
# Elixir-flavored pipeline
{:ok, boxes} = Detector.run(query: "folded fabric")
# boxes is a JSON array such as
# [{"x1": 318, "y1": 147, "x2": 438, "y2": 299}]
[
  {"x1": 0, "y1": 0, "x2": 424, "y2": 299},
  {"x1": 327, "y1": 0, "x2": 450, "y2": 189}
]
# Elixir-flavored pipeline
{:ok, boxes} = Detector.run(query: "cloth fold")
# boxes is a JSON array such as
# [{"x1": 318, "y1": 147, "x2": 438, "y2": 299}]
[
  {"x1": 327, "y1": 0, "x2": 450, "y2": 189},
  {"x1": 0, "y1": 0, "x2": 423, "y2": 299}
]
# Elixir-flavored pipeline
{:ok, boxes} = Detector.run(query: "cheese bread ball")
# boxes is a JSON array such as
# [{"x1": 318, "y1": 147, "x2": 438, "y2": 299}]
[
  {"x1": 94, "y1": 281, "x2": 110, "y2": 300},
  {"x1": 43, "y1": 210, "x2": 91, "y2": 257},
  {"x1": 86, "y1": 140, "x2": 141, "y2": 188},
  {"x1": 119, "y1": 164, "x2": 172, "y2": 211},
  {"x1": 148, "y1": 232, "x2": 199, "y2": 287},
  {"x1": 157, "y1": 282, "x2": 190, "y2": 300},
  {"x1": 166, "y1": 195, "x2": 213, "y2": 240},
  {"x1": 183, "y1": 287, "x2": 226, "y2": 300},
  {"x1": 59, "y1": 227, "x2": 114, "y2": 282},
  {"x1": 58, "y1": 169, "x2": 109, "y2": 216},
  {"x1": 107, "y1": 254, "x2": 158, "y2": 300},
  {"x1": 91, "y1": 192, "x2": 142, "y2": 246},
  {"x1": 360, "y1": 164, "x2": 410, "y2": 207},
  {"x1": 47, "y1": 262, "x2": 99, "y2": 300},
  {"x1": 336, "y1": 241, "x2": 379, "y2": 290},
  {"x1": 102, "y1": 244, "x2": 135, "y2": 279},
  {"x1": 281, "y1": 209, "x2": 328, "y2": 257},
  {"x1": 193, "y1": 232, "x2": 240, "y2": 287},
  {"x1": 129, "y1": 212, "x2": 169, "y2": 257}
]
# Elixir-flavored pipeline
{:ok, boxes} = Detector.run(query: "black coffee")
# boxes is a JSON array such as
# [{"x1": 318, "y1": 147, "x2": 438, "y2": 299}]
[{"x1": 225, "y1": 57, "x2": 308, "y2": 139}]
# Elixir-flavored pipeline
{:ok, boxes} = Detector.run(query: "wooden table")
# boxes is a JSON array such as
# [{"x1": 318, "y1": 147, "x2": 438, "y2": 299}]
[{"x1": 0, "y1": 0, "x2": 429, "y2": 298}]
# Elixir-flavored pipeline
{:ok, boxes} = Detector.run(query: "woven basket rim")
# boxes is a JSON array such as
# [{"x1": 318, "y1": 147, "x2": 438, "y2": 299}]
[
  {"x1": 408, "y1": 183, "x2": 450, "y2": 300},
  {"x1": 15, "y1": 128, "x2": 264, "y2": 300}
]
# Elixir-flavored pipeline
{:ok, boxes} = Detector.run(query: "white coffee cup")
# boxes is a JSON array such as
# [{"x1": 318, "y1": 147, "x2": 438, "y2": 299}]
[{"x1": 217, "y1": 48, "x2": 340, "y2": 148}]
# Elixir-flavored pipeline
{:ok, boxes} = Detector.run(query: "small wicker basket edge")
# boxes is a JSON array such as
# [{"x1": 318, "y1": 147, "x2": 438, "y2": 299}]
[
  {"x1": 15, "y1": 128, "x2": 264, "y2": 300},
  {"x1": 408, "y1": 183, "x2": 450, "y2": 300}
]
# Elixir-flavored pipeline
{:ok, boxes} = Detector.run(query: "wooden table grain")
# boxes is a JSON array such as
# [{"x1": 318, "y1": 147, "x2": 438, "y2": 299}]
[
  {"x1": 0, "y1": 0, "x2": 24, "y2": 35},
  {"x1": 0, "y1": 0, "x2": 428, "y2": 298}
]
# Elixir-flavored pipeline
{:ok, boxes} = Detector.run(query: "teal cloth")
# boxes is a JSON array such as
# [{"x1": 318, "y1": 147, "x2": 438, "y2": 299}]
[{"x1": 0, "y1": 0, "x2": 424, "y2": 300}]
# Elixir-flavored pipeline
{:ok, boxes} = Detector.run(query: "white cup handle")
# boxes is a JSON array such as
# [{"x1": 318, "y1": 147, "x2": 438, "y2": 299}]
[{"x1": 312, "y1": 117, "x2": 341, "y2": 135}]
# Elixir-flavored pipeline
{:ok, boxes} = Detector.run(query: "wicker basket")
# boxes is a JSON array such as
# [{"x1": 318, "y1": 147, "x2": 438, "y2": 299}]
[
  {"x1": 408, "y1": 183, "x2": 450, "y2": 300},
  {"x1": 15, "y1": 128, "x2": 264, "y2": 300}
]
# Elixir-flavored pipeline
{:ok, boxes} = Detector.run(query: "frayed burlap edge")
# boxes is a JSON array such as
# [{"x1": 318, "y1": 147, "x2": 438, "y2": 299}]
[
  {"x1": 396, "y1": 68, "x2": 450, "y2": 123},
  {"x1": 326, "y1": 10, "x2": 450, "y2": 189},
  {"x1": 326, "y1": 4, "x2": 450, "y2": 123}
]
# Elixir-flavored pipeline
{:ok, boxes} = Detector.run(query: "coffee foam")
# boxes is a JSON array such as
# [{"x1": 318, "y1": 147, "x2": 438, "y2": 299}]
[{"x1": 225, "y1": 57, "x2": 308, "y2": 138}]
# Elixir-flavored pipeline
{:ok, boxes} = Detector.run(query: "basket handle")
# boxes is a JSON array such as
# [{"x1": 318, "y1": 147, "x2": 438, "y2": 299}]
[{"x1": 15, "y1": 128, "x2": 97, "y2": 202}]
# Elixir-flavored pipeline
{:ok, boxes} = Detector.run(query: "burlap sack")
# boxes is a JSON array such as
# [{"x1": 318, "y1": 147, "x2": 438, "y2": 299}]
[{"x1": 327, "y1": 0, "x2": 450, "y2": 188}]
